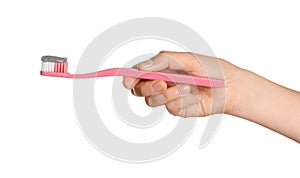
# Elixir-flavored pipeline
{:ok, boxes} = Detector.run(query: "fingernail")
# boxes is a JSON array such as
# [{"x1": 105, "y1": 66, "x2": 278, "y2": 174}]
[
  {"x1": 178, "y1": 84, "x2": 191, "y2": 95},
  {"x1": 153, "y1": 81, "x2": 164, "y2": 92},
  {"x1": 124, "y1": 77, "x2": 135, "y2": 89},
  {"x1": 139, "y1": 59, "x2": 153, "y2": 69}
]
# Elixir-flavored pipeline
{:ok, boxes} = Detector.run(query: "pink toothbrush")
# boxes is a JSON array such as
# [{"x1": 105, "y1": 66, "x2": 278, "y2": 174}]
[{"x1": 40, "y1": 56, "x2": 224, "y2": 87}]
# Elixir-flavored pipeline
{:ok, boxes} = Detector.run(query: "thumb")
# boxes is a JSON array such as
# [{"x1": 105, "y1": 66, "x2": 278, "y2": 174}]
[{"x1": 137, "y1": 51, "x2": 194, "y2": 72}]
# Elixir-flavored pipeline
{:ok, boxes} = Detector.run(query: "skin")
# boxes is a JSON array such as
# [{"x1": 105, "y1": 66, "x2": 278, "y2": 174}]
[{"x1": 123, "y1": 51, "x2": 300, "y2": 143}]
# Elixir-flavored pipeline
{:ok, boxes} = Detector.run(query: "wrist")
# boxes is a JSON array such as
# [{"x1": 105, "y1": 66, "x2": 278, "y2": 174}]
[{"x1": 218, "y1": 59, "x2": 248, "y2": 115}]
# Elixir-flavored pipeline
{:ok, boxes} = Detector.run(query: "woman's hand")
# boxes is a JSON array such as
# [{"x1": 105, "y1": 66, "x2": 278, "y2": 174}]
[
  {"x1": 123, "y1": 51, "x2": 240, "y2": 117},
  {"x1": 123, "y1": 51, "x2": 300, "y2": 142}
]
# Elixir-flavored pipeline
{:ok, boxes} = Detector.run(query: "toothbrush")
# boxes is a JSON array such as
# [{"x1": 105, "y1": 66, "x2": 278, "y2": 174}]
[{"x1": 40, "y1": 56, "x2": 224, "y2": 87}]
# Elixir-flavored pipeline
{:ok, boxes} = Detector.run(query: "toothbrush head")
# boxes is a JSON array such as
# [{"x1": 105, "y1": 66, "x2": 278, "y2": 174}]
[{"x1": 41, "y1": 56, "x2": 68, "y2": 73}]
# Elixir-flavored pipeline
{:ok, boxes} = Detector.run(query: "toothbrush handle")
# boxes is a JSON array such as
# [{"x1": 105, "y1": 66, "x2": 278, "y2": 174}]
[
  {"x1": 41, "y1": 68, "x2": 224, "y2": 87},
  {"x1": 73, "y1": 68, "x2": 224, "y2": 88}
]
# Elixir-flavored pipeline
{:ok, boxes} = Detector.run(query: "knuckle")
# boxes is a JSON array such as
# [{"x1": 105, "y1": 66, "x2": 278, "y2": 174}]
[
  {"x1": 159, "y1": 50, "x2": 168, "y2": 54},
  {"x1": 158, "y1": 50, "x2": 172, "y2": 58},
  {"x1": 186, "y1": 51, "x2": 193, "y2": 56},
  {"x1": 132, "y1": 85, "x2": 142, "y2": 96},
  {"x1": 171, "y1": 99, "x2": 182, "y2": 111},
  {"x1": 123, "y1": 77, "x2": 134, "y2": 89},
  {"x1": 166, "y1": 101, "x2": 181, "y2": 116},
  {"x1": 134, "y1": 81, "x2": 152, "y2": 96},
  {"x1": 148, "y1": 94, "x2": 166, "y2": 107}
]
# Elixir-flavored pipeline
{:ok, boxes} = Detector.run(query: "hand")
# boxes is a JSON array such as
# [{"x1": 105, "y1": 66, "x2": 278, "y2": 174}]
[
  {"x1": 123, "y1": 51, "x2": 240, "y2": 117},
  {"x1": 123, "y1": 51, "x2": 300, "y2": 142}
]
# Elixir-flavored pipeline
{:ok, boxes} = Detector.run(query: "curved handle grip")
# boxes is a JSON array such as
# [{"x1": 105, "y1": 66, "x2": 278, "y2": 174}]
[
  {"x1": 114, "y1": 68, "x2": 224, "y2": 88},
  {"x1": 41, "y1": 68, "x2": 224, "y2": 87}
]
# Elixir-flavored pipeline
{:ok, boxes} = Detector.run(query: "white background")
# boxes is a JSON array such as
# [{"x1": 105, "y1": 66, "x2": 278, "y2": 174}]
[{"x1": 0, "y1": 0, "x2": 299, "y2": 177}]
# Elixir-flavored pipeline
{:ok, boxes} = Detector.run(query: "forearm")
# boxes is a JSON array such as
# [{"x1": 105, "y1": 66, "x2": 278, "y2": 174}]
[{"x1": 226, "y1": 68, "x2": 300, "y2": 142}]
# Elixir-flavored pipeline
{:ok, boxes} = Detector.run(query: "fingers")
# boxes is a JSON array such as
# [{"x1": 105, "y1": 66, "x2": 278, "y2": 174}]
[
  {"x1": 144, "y1": 83, "x2": 204, "y2": 117},
  {"x1": 165, "y1": 93, "x2": 200, "y2": 113},
  {"x1": 121, "y1": 51, "x2": 226, "y2": 118},
  {"x1": 123, "y1": 64, "x2": 140, "y2": 89},
  {"x1": 163, "y1": 95, "x2": 204, "y2": 117},
  {"x1": 131, "y1": 80, "x2": 167, "y2": 96},
  {"x1": 123, "y1": 76, "x2": 140, "y2": 89},
  {"x1": 122, "y1": 51, "x2": 216, "y2": 118},
  {"x1": 123, "y1": 51, "x2": 209, "y2": 90},
  {"x1": 145, "y1": 84, "x2": 192, "y2": 106}
]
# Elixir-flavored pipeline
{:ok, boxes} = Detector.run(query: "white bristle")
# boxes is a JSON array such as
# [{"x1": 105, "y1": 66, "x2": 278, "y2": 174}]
[
  {"x1": 45, "y1": 62, "x2": 48, "y2": 72},
  {"x1": 44, "y1": 62, "x2": 47, "y2": 72},
  {"x1": 50, "y1": 62, "x2": 54, "y2": 72},
  {"x1": 41, "y1": 62, "x2": 44, "y2": 71},
  {"x1": 43, "y1": 62, "x2": 46, "y2": 71},
  {"x1": 41, "y1": 61, "x2": 55, "y2": 72}
]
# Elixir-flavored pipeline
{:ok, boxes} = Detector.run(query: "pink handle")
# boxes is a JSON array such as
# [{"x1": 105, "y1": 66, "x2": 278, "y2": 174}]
[{"x1": 41, "y1": 68, "x2": 224, "y2": 87}]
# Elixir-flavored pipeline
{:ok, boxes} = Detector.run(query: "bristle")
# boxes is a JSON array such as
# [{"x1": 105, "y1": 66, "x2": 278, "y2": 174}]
[{"x1": 41, "y1": 61, "x2": 68, "y2": 73}]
